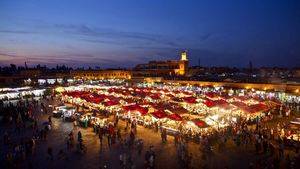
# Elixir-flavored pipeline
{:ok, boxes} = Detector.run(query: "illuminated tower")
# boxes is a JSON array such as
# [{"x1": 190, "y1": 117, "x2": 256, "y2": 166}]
[
  {"x1": 178, "y1": 51, "x2": 188, "y2": 75},
  {"x1": 181, "y1": 51, "x2": 187, "y2": 61}
]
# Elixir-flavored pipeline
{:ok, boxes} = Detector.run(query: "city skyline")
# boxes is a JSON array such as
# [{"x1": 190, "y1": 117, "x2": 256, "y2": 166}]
[{"x1": 0, "y1": 0, "x2": 300, "y2": 68}]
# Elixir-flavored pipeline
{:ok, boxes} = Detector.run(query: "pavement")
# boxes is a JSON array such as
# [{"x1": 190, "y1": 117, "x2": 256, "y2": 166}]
[{"x1": 0, "y1": 97, "x2": 299, "y2": 169}]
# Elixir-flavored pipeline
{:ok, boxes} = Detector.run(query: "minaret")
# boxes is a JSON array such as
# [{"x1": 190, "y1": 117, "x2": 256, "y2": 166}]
[
  {"x1": 178, "y1": 51, "x2": 189, "y2": 75},
  {"x1": 181, "y1": 51, "x2": 188, "y2": 61}
]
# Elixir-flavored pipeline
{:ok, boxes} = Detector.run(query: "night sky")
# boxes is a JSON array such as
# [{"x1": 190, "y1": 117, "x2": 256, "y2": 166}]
[{"x1": 0, "y1": 0, "x2": 299, "y2": 68}]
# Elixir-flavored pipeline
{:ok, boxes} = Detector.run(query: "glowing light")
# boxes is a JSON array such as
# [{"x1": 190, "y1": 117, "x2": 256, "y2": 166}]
[
  {"x1": 55, "y1": 87, "x2": 64, "y2": 93},
  {"x1": 181, "y1": 51, "x2": 187, "y2": 61}
]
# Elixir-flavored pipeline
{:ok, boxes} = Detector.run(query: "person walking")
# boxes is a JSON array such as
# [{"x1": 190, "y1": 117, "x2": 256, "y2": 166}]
[
  {"x1": 117, "y1": 128, "x2": 122, "y2": 142},
  {"x1": 78, "y1": 131, "x2": 82, "y2": 142},
  {"x1": 161, "y1": 131, "x2": 164, "y2": 143},
  {"x1": 48, "y1": 115, "x2": 52, "y2": 125},
  {"x1": 130, "y1": 130, "x2": 135, "y2": 145},
  {"x1": 137, "y1": 139, "x2": 143, "y2": 155},
  {"x1": 107, "y1": 134, "x2": 111, "y2": 148},
  {"x1": 47, "y1": 147, "x2": 53, "y2": 160},
  {"x1": 73, "y1": 120, "x2": 77, "y2": 130},
  {"x1": 279, "y1": 142, "x2": 284, "y2": 159},
  {"x1": 99, "y1": 131, "x2": 103, "y2": 146},
  {"x1": 149, "y1": 146, "x2": 156, "y2": 169}
]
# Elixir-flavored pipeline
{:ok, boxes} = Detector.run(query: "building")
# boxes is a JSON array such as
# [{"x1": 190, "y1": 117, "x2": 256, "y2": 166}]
[
  {"x1": 133, "y1": 51, "x2": 189, "y2": 77},
  {"x1": 19, "y1": 69, "x2": 42, "y2": 78},
  {"x1": 70, "y1": 69, "x2": 132, "y2": 79},
  {"x1": 292, "y1": 68, "x2": 300, "y2": 78},
  {"x1": 0, "y1": 76, "x2": 24, "y2": 87}
]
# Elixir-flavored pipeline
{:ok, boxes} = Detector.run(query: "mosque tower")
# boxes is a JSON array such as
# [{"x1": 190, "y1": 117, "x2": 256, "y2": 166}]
[{"x1": 178, "y1": 51, "x2": 189, "y2": 75}]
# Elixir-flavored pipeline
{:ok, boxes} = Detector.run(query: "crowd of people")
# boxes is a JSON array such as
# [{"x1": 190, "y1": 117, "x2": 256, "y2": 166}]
[
  {"x1": 0, "y1": 96, "x2": 52, "y2": 168},
  {"x1": 191, "y1": 112, "x2": 300, "y2": 169}
]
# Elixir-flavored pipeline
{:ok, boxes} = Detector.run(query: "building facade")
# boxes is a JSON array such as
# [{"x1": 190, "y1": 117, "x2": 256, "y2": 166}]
[
  {"x1": 70, "y1": 69, "x2": 132, "y2": 79},
  {"x1": 19, "y1": 69, "x2": 42, "y2": 78},
  {"x1": 133, "y1": 51, "x2": 189, "y2": 77}
]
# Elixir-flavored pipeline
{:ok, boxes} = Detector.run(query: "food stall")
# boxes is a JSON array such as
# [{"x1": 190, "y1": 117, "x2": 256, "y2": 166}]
[
  {"x1": 160, "y1": 113, "x2": 183, "y2": 134},
  {"x1": 53, "y1": 106, "x2": 76, "y2": 121},
  {"x1": 79, "y1": 113, "x2": 108, "y2": 128},
  {"x1": 53, "y1": 82, "x2": 297, "y2": 139},
  {"x1": 122, "y1": 104, "x2": 148, "y2": 123}
]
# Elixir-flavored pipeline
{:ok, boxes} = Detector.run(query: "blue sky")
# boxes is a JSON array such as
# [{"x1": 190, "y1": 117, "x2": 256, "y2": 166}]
[{"x1": 0, "y1": 0, "x2": 299, "y2": 68}]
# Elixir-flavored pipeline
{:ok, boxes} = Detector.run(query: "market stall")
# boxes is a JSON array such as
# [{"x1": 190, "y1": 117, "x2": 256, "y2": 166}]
[{"x1": 53, "y1": 81, "x2": 298, "y2": 139}]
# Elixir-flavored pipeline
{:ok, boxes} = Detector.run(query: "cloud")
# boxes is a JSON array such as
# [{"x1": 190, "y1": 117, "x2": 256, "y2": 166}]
[
  {"x1": 1, "y1": 22, "x2": 181, "y2": 48},
  {"x1": 80, "y1": 38, "x2": 126, "y2": 46},
  {"x1": 0, "y1": 30, "x2": 37, "y2": 34},
  {"x1": 53, "y1": 24, "x2": 181, "y2": 47},
  {"x1": 199, "y1": 33, "x2": 212, "y2": 41},
  {"x1": 0, "y1": 50, "x2": 132, "y2": 67},
  {"x1": 0, "y1": 52, "x2": 20, "y2": 58}
]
